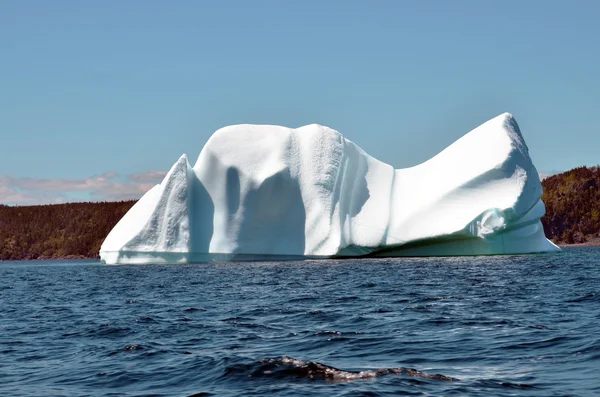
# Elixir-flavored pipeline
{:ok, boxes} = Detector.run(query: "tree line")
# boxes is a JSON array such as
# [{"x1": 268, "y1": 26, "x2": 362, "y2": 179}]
[
  {"x1": 541, "y1": 166, "x2": 600, "y2": 244},
  {"x1": 0, "y1": 201, "x2": 135, "y2": 260}
]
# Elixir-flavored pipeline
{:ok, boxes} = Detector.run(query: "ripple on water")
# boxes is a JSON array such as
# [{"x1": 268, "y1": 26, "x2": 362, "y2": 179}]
[{"x1": 0, "y1": 248, "x2": 599, "y2": 396}]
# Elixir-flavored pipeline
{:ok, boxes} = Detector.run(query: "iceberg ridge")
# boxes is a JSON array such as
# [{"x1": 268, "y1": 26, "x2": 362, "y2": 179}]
[{"x1": 100, "y1": 113, "x2": 559, "y2": 264}]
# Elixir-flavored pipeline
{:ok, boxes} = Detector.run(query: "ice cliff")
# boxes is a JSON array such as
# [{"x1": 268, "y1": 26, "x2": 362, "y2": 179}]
[{"x1": 100, "y1": 113, "x2": 559, "y2": 264}]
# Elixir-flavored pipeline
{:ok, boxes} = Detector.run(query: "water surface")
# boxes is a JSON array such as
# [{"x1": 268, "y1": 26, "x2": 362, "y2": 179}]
[{"x1": 1, "y1": 248, "x2": 598, "y2": 396}]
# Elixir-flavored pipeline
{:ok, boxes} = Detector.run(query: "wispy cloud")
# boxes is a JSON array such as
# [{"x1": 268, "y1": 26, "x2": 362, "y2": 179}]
[
  {"x1": 129, "y1": 170, "x2": 168, "y2": 183},
  {"x1": 0, "y1": 170, "x2": 167, "y2": 206},
  {"x1": 538, "y1": 170, "x2": 561, "y2": 180},
  {"x1": 0, "y1": 181, "x2": 68, "y2": 206}
]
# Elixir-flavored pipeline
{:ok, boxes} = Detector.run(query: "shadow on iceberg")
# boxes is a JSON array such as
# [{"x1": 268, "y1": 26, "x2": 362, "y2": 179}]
[{"x1": 100, "y1": 113, "x2": 559, "y2": 264}]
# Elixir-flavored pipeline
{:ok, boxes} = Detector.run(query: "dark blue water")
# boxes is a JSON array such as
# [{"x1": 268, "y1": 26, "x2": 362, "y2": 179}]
[{"x1": 1, "y1": 248, "x2": 599, "y2": 396}]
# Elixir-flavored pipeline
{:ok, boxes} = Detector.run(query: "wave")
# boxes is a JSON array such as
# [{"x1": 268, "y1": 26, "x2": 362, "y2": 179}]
[{"x1": 225, "y1": 356, "x2": 458, "y2": 382}]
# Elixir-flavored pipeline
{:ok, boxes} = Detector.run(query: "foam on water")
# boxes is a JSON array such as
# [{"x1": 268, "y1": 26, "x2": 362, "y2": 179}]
[{"x1": 225, "y1": 356, "x2": 458, "y2": 382}]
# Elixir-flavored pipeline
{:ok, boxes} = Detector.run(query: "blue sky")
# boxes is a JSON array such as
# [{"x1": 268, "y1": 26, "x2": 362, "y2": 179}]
[{"x1": 1, "y1": 1, "x2": 598, "y2": 204}]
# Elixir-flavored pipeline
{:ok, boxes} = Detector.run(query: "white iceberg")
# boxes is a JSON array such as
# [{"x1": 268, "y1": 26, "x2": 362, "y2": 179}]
[{"x1": 100, "y1": 113, "x2": 559, "y2": 264}]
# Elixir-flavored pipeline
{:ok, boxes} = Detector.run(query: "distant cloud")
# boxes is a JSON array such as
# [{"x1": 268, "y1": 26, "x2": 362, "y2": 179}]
[
  {"x1": 538, "y1": 170, "x2": 561, "y2": 180},
  {"x1": 129, "y1": 170, "x2": 168, "y2": 183},
  {"x1": 0, "y1": 170, "x2": 167, "y2": 206},
  {"x1": 0, "y1": 178, "x2": 68, "y2": 205}
]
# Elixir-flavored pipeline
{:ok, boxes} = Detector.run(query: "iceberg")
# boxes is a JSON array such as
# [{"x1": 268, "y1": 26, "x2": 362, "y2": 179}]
[{"x1": 100, "y1": 113, "x2": 559, "y2": 264}]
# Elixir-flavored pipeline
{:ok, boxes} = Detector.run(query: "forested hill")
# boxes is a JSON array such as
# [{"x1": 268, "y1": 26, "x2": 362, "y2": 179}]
[
  {"x1": 0, "y1": 201, "x2": 135, "y2": 260},
  {"x1": 541, "y1": 166, "x2": 600, "y2": 244},
  {"x1": 1, "y1": 166, "x2": 599, "y2": 260}
]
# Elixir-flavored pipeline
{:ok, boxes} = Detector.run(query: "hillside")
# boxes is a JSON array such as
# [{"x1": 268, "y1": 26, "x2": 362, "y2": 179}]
[
  {"x1": 0, "y1": 201, "x2": 135, "y2": 260},
  {"x1": 541, "y1": 166, "x2": 600, "y2": 244},
  {"x1": 0, "y1": 167, "x2": 599, "y2": 260}
]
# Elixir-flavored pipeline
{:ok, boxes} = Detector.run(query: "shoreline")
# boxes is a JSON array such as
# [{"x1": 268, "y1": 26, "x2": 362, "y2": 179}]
[
  {"x1": 3, "y1": 244, "x2": 600, "y2": 262},
  {"x1": 0, "y1": 255, "x2": 98, "y2": 262},
  {"x1": 558, "y1": 238, "x2": 600, "y2": 248}
]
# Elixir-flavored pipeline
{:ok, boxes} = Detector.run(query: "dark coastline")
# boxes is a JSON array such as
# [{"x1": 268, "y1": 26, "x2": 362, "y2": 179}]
[
  {"x1": 4, "y1": 244, "x2": 599, "y2": 263},
  {"x1": 0, "y1": 255, "x2": 95, "y2": 262},
  {"x1": 0, "y1": 201, "x2": 135, "y2": 261},
  {"x1": 558, "y1": 237, "x2": 600, "y2": 248}
]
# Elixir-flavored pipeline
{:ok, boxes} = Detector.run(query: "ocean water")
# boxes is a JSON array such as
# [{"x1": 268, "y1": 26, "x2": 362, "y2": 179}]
[{"x1": 1, "y1": 248, "x2": 599, "y2": 397}]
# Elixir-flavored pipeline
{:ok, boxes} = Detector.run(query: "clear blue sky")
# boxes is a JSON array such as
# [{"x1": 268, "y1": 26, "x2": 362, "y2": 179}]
[{"x1": 1, "y1": 1, "x2": 598, "y2": 204}]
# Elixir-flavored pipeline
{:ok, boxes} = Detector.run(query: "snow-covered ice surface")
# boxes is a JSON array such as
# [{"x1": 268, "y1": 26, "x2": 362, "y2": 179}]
[{"x1": 100, "y1": 113, "x2": 559, "y2": 264}]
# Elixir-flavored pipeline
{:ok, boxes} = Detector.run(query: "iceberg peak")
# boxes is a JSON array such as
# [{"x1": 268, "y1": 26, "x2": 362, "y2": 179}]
[{"x1": 100, "y1": 114, "x2": 559, "y2": 264}]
